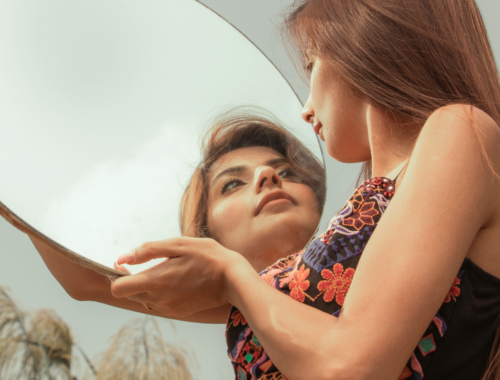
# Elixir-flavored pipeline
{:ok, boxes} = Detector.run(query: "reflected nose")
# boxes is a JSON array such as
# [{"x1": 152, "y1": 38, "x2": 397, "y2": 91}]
[
  {"x1": 254, "y1": 166, "x2": 282, "y2": 193},
  {"x1": 301, "y1": 94, "x2": 315, "y2": 124}
]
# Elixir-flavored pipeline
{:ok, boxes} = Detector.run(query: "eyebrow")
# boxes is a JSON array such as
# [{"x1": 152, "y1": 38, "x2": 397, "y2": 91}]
[{"x1": 210, "y1": 157, "x2": 288, "y2": 188}]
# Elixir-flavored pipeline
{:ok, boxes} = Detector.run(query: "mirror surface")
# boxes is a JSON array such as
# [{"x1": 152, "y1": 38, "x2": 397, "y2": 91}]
[{"x1": 0, "y1": 0, "x2": 323, "y2": 274}]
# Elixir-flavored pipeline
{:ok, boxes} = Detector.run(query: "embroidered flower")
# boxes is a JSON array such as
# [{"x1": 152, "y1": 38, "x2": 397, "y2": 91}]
[
  {"x1": 349, "y1": 189, "x2": 364, "y2": 213},
  {"x1": 278, "y1": 254, "x2": 302, "y2": 288},
  {"x1": 230, "y1": 310, "x2": 247, "y2": 327},
  {"x1": 260, "y1": 268, "x2": 281, "y2": 286},
  {"x1": 317, "y1": 263, "x2": 355, "y2": 305},
  {"x1": 289, "y1": 265, "x2": 310, "y2": 302},
  {"x1": 444, "y1": 276, "x2": 461, "y2": 303},
  {"x1": 342, "y1": 201, "x2": 379, "y2": 230},
  {"x1": 320, "y1": 229, "x2": 334, "y2": 245}
]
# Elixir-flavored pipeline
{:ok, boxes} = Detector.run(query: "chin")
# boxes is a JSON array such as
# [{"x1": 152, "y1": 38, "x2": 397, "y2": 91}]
[
  {"x1": 256, "y1": 213, "x2": 318, "y2": 249},
  {"x1": 326, "y1": 143, "x2": 371, "y2": 163}
]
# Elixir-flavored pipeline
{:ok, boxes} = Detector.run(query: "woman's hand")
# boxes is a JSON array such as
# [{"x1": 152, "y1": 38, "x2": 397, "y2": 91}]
[{"x1": 110, "y1": 237, "x2": 250, "y2": 318}]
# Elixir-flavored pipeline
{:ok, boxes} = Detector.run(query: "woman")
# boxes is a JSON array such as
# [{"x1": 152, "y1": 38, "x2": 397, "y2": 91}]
[
  {"x1": 112, "y1": 0, "x2": 500, "y2": 379},
  {"x1": 31, "y1": 108, "x2": 326, "y2": 324}
]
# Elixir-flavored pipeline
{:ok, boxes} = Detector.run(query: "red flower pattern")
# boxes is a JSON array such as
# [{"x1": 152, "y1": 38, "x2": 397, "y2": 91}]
[
  {"x1": 317, "y1": 263, "x2": 356, "y2": 305},
  {"x1": 289, "y1": 265, "x2": 310, "y2": 302},
  {"x1": 230, "y1": 310, "x2": 247, "y2": 327},
  {"x1": 444, "y1": 277, "x2": 461, "y2": 303},
  {"x1": 342, "y1": 201, "x2": 379, "y2": 230},
  {"x1": 320, "y1": 229, "x2": 334, "y2": 245}
]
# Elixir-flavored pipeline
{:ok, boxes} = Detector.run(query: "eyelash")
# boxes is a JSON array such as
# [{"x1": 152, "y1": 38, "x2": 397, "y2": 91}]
[
  {"x1": 305, "y1": 61, "x2": 313, "y2": 74},
  {"x1": 277, "y1": 168, "x2": 298, "y2": 179},
  {"x1": 221, "y1": 178, "x2": 245, "y2": 194},
  {"x1": 220, "y1": 168, "x2": 298, "y2": 194}
]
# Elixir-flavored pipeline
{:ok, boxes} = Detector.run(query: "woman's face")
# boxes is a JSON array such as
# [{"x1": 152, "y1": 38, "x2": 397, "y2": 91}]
[
  {"x1": 207, "y1": 146, "x2": 320, "y2": 272},
  {"x1": 301, "y1": 56, "x2": 371, "y2": 163}
]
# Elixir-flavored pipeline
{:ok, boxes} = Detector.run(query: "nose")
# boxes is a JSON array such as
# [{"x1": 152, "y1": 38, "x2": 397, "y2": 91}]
[
  {"x1": 254, "y1": 166, "x2": 282, "y2": 193},
  {"x1": 301, "y1": 94, "x2": 315, "y2": 124}
]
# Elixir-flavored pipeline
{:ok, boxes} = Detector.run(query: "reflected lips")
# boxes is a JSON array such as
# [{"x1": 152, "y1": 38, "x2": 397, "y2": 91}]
[{"x1": 256, "y1": 190, "x2": 295, "y2": 215}]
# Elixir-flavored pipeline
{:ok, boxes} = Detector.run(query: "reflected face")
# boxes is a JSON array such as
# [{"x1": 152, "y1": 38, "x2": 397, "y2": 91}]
[
  {"x1": 207, "y1": 146, "x2": 320, "y2": 272},
  {"x1": 301, "y1": 56, "x2": 371, "y2": 162}
]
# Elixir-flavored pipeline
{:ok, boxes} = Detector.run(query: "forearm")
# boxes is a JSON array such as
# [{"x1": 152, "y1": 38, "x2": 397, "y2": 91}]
[
  {"x1": 225, "y1": 262, "x2": 347, "y2": 380},
  {"x1": 30, "y1": 235, "x2": 230, "y2": 323}
]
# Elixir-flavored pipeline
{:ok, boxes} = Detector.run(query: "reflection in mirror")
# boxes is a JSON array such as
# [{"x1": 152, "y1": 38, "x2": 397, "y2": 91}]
[{"x1": 0, "y1": 0, "x2": 324, "y2": 275}]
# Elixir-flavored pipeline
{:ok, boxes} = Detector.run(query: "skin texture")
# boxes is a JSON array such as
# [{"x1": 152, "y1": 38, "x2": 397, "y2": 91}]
[
  {"x1": 206, "y1": 146, "x2": 320, "y2": 273},
  {"x1": 111, "y1": 53, "x2": 500, "y2": 380}
]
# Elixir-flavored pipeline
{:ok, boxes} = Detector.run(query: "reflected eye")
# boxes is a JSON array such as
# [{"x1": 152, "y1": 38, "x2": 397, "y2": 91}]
[
  {"x1": 221, "y1": 178, "x2": 245, "y2": 194},
  {"x1": 278, "y1": 168, "x2": 299, "y2": 181}
]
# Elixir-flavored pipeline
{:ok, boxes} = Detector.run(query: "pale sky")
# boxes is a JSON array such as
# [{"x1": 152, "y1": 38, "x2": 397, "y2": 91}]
[{"x1": 0, "y1": 0, "x2": 499, "y2": 379}]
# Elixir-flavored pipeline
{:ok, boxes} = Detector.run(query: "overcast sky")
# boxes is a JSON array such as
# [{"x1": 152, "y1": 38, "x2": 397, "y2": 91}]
[{"x1": 0, "y1": 0, "x2": 499, "y2": 379}]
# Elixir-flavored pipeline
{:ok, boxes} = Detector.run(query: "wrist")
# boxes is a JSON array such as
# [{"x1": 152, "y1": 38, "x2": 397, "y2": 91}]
[{"x1": 221, "y1": 253, "x2": 258, "y2": 306}]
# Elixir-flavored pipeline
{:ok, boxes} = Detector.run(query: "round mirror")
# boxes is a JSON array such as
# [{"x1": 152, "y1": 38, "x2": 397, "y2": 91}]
[{"x1": 0, "y1": 0, "x2": 324, "y2": 275}]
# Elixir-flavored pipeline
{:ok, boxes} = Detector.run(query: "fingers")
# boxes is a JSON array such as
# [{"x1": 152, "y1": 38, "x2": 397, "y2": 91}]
[
  {"x1": 111, "y1": 272, "x2": 157, "y2": 298},
  {"x1": 113, "y1": 262, "x2": 131, "y2": 274},
  {"x1": 125, "y1": 293, "x2": 157, "y2": 304},
  {"x1": 116, "y1": 237, "x2": 201, "y2": 266}
]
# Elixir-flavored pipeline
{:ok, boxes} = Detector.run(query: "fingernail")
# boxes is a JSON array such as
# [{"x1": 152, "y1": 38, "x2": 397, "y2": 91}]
[{"x1": 117, "y1": 251, "x2": 134, "y2": 265}]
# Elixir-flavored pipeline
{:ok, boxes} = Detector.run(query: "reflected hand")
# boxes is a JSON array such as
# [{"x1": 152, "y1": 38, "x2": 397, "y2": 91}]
[{"x1": 109, "y1": 237, "x2": 248, "y2": 318}]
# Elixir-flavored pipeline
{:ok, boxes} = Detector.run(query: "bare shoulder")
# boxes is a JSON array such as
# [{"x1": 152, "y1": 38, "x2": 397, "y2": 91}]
[
  {"x1": 422, "y1": 104, "x2": 500, "y2": 153},
  {"x1": 409, "y1": 104, "x2": 500, "y2": 273},
  {"x1": 411, "y1": 104, "x2": 500, "y2": 180}
]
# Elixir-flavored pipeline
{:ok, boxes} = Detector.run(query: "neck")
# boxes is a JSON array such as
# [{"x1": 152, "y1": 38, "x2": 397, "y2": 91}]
[{"x1": 366, "y1": 105, "x2": 419, "y2": 178}]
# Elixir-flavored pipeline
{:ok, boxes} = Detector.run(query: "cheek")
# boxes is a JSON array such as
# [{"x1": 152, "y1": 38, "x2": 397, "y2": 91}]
[
  {"x1": 207, "y1": 196, "x2": 248, "y2": 245},
  {"x1": 323, "y1": 104, "x2": 371, "y2": 162}
]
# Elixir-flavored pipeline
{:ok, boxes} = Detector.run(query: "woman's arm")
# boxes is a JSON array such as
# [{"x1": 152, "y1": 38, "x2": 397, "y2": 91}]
[
  {"x1": 112, "y1": 105, "x2": 500, "y2": 380},
  {"x1": 226, "y1": 105, "x2": 500, "y2": 380},
  {"x1": 30, "y1": 235, "x2": 230, "y2": 323}
]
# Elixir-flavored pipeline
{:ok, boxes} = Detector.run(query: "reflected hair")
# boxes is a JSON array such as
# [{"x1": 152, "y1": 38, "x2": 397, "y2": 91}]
[
  {"x1": 281, "y1": 0, "x2": 500, "y2": 182},
  {"x1": 179, "y1": 107, "x2": 326, "y2": 238}
]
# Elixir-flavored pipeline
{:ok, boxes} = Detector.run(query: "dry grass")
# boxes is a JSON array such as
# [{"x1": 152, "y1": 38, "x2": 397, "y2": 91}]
[
  {"x1": 85, "y1": 317, "x2": 195, "y2": 380},
  {"x1": 0, "y1": 287, "x2": 73, "y2": 380},
  {"x1": 0, "y1": 285, "x2": 195, "y2": 380}
]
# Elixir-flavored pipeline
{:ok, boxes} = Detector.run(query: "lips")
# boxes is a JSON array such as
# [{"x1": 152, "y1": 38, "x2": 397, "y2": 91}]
[
  {"x1": 313, "y1": 122, "x2": 324, "y2": 141},
  {"x1": 256, "y1": 189, "x2": 295, "y2": 215}
]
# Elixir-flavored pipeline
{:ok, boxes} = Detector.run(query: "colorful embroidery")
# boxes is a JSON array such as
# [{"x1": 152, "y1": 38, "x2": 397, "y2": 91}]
[
  {"x1": 398, "y1": 366, "x2": 412, "y2": 380},
  {"x1": 289, "y1": 265, "x2": 310, "y2": 302},
  {"x1": 418, "y1": 334, "x2": 437, "y2": 356},
  {"x1": 320, "y1": 229, "x2": 334, "y2": 245},
  {"x1": 229, "y1": 310, "x2": 247, "y2": 328},
  {"x1": 226, "y1": 176, "x2": 468, "y2": 380},
  {"x1": 342, "y1": 201, "x2": 379, "y2": 230},
  {"x1": 444, "y1": 276, "x2": 461, "y2": 303},
  {"x1": 317, "y1": 263, "x2": 355, "y2": 305}
]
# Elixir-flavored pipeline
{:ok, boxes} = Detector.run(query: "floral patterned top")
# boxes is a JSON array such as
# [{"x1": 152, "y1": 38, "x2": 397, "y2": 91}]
[{"x1": 226, "y1": 177, "x2": 500, "y2": 380}]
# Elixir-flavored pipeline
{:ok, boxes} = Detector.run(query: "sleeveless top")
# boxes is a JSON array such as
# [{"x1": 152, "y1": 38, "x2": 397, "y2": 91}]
[{"x1": 226, "y1": 176, "x2": 500, "y2": 380}]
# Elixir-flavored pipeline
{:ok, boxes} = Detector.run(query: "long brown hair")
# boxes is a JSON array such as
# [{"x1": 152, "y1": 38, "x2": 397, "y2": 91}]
[
  {"x1": 179, "y1": 107, "x2": 326, "y2": 239},
  {"x1": 281, "y1": 0, "x2": 500, "y2": 182},
  {"x1": 281, "y1": 0, "x2": 500, "y2": 378}
]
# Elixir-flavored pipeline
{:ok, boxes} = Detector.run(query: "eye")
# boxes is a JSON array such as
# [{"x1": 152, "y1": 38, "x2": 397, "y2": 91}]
[
  {"x1": 277, "y1": 168, "x2": 299, "y2": 181},
  {"x1": 221, "y1": 178, "x2": 245, "y2": 194},
  {"x1": 305, "y1": 61, "x2": 313, "y2": 75}
]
